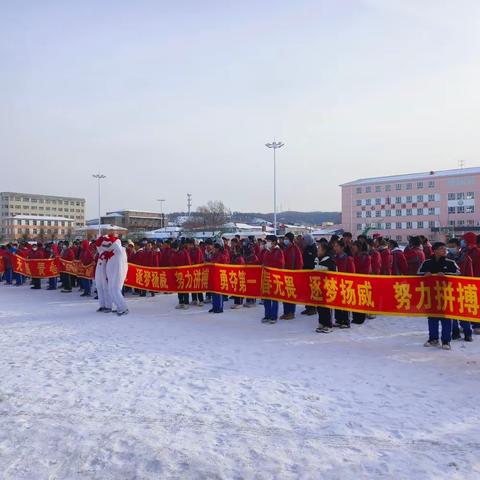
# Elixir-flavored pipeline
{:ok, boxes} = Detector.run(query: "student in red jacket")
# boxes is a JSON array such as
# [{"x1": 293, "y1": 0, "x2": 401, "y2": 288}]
[
  {"x1": 262, "y1": 235, "x2": 285, "y2": 324},
  {"x1": 388, "y1": 240, "x2": 408, "y2": 275},
  {"x1": 448, "y1": 238, "x2": 474, "y2": 341},
  {"x1": 333, "y1": 239, "x2": 355, "y2": 328},
  {"x1": 404, "y1": 236, "x2": 426, "y2": 275},
  {"x1": 367, "y1": 238, "x2": 382, "y2": 275},
  {"x1": 377, "y1": 239, "x2": 393, "y2": 275},
  {"x1": 462, "y1": 232, "x2": 480, "y2": 277},
  {"x1": 280, "y1": 232, "x2": 304, "y2": 320},
  {"x1": 209, "y1": 243, "x2": 227, "y2": 313},
  {"x1": 79, "y1": 239, "x2": 94, "y2": 297},
  {"x1": 351, "y1": 240, "x2": 371, "y2": 325},
  {"x1": 59, "y1": 241, "x2": 75, "y2": 292},
  {"x1": 186, "y1": 238, "x2": 205, "y2": 306},
  {"x1": 28, "y1": 243, "x2": 45, "y2": 290},
  {"x1": 170, "y1": 241, "x2": 191, "y2": 309},
  {"x1": 230, "y1": 242, "x2": 246, "y2": 309}
]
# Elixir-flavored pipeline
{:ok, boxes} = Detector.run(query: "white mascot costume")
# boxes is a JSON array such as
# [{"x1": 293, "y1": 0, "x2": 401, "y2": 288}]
[
  {"x1": 105, "y1": 236, "x2": 129, "y2": 316},
  {"x1": 95, "y1": 236, "x2": 112, "y2": 312}
]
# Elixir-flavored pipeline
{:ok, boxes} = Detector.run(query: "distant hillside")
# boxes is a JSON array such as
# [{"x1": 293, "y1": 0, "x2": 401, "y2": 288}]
[{"x1": 231, "y1": 211, "x2": 341, "y2": 226}]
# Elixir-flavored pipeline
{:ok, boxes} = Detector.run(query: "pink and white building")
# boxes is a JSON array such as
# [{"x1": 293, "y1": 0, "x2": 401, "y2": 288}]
[{"x1": 341, "y1": 167, "x2": 480, "y2": 242}]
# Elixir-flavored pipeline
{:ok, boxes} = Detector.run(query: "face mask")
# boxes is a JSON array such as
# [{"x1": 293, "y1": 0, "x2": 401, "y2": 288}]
[
  {"x1": 266, "y1": 241, "x2": 272, "y2": 250},
  {"x1": 447, "y1": 247, "x2": 457, "y2": 256},
  {"x1": 460, "y1": 240, "x2": 466, "y2": 248},
  {"x1": 284, "y1": 239, "x2": 290, "y2": 247}
]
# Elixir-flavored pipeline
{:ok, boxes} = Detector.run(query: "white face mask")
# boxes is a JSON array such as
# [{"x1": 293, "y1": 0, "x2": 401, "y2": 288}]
[
  {"x1": 266, "y1": 241, "x2": 272, "y2": 250},
  {"x1": 284, "y1": 239, "x2": 290, "y2": 247}
]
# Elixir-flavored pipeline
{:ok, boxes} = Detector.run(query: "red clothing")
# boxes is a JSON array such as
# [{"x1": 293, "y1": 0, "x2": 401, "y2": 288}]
[
  {"x1": 28, "y1": 248, "x2": 45, "y2": 260},
  {"x1": 170, "y1": 249, "x2": 191, "y2": 267},
  {"x1": 230, "y1": 254, "x2": 245, "y2": 265},
  {"x1": 467, "y1": 246, "x2": 480, "y2": 277},
  {"x1": 160, "y1": 247, "x2": 172, "y2": 267},
  {"x1": 391, "y1": 249, "x2": 408, "y2": 275},
  {"x1": 61, "y1": 247, "x2": 74, "y2": 261},
  {"x1": 370, "y1": 249, "x2": 381, "y2": 275},
  {"x1": 245, "y1": 254, "x2": 259, "y2": 265},
  {"x1": 335, "y1": 254, "x2": 355, "y2": 273},
  {"x1": 284, "y1": 244, "x2": 303, "y2": 270},
  {"x1": 142, "y1": 250, "x2": 158, "y2": 267},
  {"x1": 379, "y1": 248, "x2": 392, "y2": 275},
  {"x1": 209, "y1": 250, "x2": 227, "y2": 264},
  {"x1": 262, "y1": 247, "x2": 285, "y2": 269},
  {"x1": 404, "y1": 247, "x2": 425, "y2": 275},
  {"x1": 457, "y1": 253, "x2": 473, "y2": 277},
  {"x1": 189, "y1": 247, "x2": 204, "y2": 265},
  {"x1": 423, "y1": 242, "x2": 433, "y2": 259},
  {"x1": 353, "y1": 252, "x2": 371, "y2": 274},
  {"x1": 79, "y1": 240, "x2": 94, "y2": 266}
]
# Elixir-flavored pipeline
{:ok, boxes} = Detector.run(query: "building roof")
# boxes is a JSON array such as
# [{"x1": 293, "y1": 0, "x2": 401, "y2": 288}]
[
  {"x1": 107, "y1": 209, "x2": 162, "y2": 216},
  {"x1": 75, "y1": 224, "x2": 128, "y2": 231},
  {"x1": 340, "y1": 166, "x2": 480, "y2": 187},
  {"x1": 5, "y1": 215, "x2": 74, "y2": 222},
  {"x1": 0, "y1": 192, "x2": 85, "y2": 201}
]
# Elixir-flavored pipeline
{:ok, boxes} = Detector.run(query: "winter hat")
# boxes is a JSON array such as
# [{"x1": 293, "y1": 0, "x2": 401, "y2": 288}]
[
  {"x1": 463, "y1": 232, "x2": 477, "y2": 246},
  {"x1": 285, "y1": 232, "x2": 295, "y2": 242},
  {"x1": 303, "y1": 233, "x2": 314, "y2": 246}
]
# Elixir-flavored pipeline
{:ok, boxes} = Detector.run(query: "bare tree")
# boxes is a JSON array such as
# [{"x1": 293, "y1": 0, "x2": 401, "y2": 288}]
[{"x1": 196, "y1": 201, "x2": 230, "y2": 229}]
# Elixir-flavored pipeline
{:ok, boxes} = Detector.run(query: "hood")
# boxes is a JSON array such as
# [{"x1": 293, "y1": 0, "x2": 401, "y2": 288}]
[
  {"x1": 81, "y1": 240, "x2": 90, "y2": 250},
  {"x1": 303, "y1": 233, "x2": 314, "y2": 246},
  {"x1": 463, "y1": 232, "x2": 477, "y2": 246}
]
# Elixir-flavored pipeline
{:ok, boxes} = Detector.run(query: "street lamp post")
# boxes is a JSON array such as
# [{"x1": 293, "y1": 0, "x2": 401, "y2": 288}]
[
  {"x1": 92, "y1": 174, "x2": 106, "y2": 237},
  {"x1": 265, "y1": 141, "x2": 285, "y2": 235},
  {"x1": 157, "y1": 199, "x2": 166, "y2": 228}
]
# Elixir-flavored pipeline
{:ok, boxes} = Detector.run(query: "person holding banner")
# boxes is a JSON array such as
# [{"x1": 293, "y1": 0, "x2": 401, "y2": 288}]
[
  {"x1": 28, "y1": 243, "x2": 45, "y2": 290},
  {"x1": 315, "y1": 242, "x2": 337, "y2": 333},
  {"x1": 418, "y1": 242, "x2": 460, "y2": 350},
  {"x1": 171, "y1": 241, "x2": 191, "y2": 309},
  {"x1": 280, "y1": 232, "x2": 303, "y2": 320},
  {"x1": 186, "y1": 238, "x2": 205, "y2": 306},
  {"x1": 209, "y1": 243, "x2": 227, "y2": 313},
  {"x1": 333, "y1": 239, "x2": 355, "y2": 328},
  {"x1": 351, "y1": 240, "x2": 371, "y2": 325},
  {"x1": 60, "y1": 241, "x2": 74, "y2": 292},
  {"x1": 79, "y1": 240, "x2": 94, "y2": 297},
  {"x1": 262, "y1": 235, "x2": 285, "y2": 324}
]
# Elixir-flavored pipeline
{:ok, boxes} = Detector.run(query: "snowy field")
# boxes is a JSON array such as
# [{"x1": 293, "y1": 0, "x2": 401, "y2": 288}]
[{"x1": 1, "y1": 285, "x2": 480, "y2": 480}]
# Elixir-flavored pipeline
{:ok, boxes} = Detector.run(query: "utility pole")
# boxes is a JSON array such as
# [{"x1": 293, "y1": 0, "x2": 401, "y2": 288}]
[
  {"x1": 187, "y1": 193, "x2": 192, "y2": 216},
  {"x1": 265, "y1": 141, "x2": 285, "y2": 235},
  {"x1": 92, "y1": 173, "x2": 106, "y2": 237}
]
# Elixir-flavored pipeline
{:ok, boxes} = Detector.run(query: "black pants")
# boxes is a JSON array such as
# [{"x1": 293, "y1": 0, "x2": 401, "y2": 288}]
[
  {"x1": 192, "y1": 293, "x2": 204, "y2": 302},
  {"x1": 32, "y1": 278, "x2": 41, "y2": 289},
  {"x1": 61, "y1": 273, "x2": 72, "y2": 291},
  {"x1": 335, "y1": 309, "x2": 350, "y2": 326},
  {"x1": 178, "y1": 293, "x2": 189, "y2": 305},
  {"x1": 317, "y1": 306, "x2": 332, "y2": 328},
  {"x1": 352, "y1": 312, "x2": 366, "y2": 324},
  {"x1": 234, "y1": 297, "x2": 243, "y2": 305}
]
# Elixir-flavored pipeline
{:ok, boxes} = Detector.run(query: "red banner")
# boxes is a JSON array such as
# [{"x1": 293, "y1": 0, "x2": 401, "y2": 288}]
[{"x1": 9, "y1": 255, "x2": 480, "y2": 322}]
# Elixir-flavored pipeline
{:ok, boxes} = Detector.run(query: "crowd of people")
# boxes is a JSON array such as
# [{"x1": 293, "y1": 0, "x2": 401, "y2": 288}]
[{"x1": 1, "y1": 230, "x2": 480, "y2": 349}]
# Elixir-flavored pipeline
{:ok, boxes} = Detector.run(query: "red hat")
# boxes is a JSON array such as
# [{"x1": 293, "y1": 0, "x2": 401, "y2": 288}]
[{"x1": 463, "y1": 232, "x2": 477, "y2": 246}]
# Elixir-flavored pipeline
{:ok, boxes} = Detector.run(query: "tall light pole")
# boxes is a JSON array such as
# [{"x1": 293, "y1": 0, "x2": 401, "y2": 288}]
[
  {"x1": 265, "y1": 141, "x2": 285, "y2": 235},
  {"x1": 92, "y1": 174, "x2": 106, "y2": 236},
  {"x1": 157, "y1": 199, "x2": 166, "y2": 228}
]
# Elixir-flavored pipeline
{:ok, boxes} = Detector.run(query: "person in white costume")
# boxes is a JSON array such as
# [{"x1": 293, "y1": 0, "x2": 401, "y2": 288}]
[
  {"x1": 105, "y1": 237, "x2": 129, "y2": 316},
  {"x1": 94, "y1": 236, "x2": 112, "y2": 313}
]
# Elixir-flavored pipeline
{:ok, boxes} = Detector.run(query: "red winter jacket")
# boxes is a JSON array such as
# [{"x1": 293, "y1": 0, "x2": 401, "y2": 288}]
[
  {"x1": 189, "y1": 247, "x2": 204, "y2": 265},
  {"x1": 467, "y1": 246, "x2": 480, "y2": 277},
  {"x1": 391, "y1": 249, "x2": 408, "y2": 275},
  {"x1": 170, "y1": 249, "x2": 191, "y2": 267},
  {"x1": 284, "y1": 244, "x2": 303, "y2": 270},
  {"x1": 262, "y1": 247, "x2": 285, "y2": 269},
  {"x1": 370, "y1": 249, "x2": 381, "y2": 275},
  {"x1": 335, "y1": 254, "x2": 355, "y2": 273},
  {"x1": 28, "y1": 248, "x2": 45, "y2": 260},
  {"x1": 379, "y1": 248, "x2": 392, "y2": 275},
  {"x1": 61, "y1": 247, "x2": 75, "y2": 261},
  {"x1": 79, "y1": 240, "x2": 94, "y2": 266},
  {"x1": 209, "y1": 250, "x2": 227, "y2": 264},
  {"x1": 353, "y1": 252, "x2": 371, "y2": 274},
  {"x1": 404, "y1": 247, "x2": 425, "y2": 275}
]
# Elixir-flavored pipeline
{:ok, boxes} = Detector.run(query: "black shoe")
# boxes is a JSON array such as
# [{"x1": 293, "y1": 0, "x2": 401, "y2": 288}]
[
  {"x1": 97, "y1": 307, "x2": 106, "y2": 312},
  {"x1": 80, "y1": 293, "x2": 91, "y2": 297},
  {"x1": 208, "y1": 308, "x2": 214, "y2": 313},
  {"x1": 452, "y1": 331, "x2": 461, "y2": 340},
  {"x1": 465, "y1": 335, "x2": 473, "y2": 342},
  {"x1": 61, "y1": 289, "x2": 72, "y2": 293},
  {"x1": 94, "y1": 295, "x2": 98, "y2": 299},
  {"x1": 103, "y1": 308, "x2": 112, "y2": 313},
  {"x1": 46, "y1": 287, "x2": 56, "y2": 290},
  {"x1": 30, "y1": 286, "x2": 41, "y2": 290}
]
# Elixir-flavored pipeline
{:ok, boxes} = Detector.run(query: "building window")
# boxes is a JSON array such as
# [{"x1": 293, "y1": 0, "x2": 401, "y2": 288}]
[
  {"x1": 449, "y1": 220, "x2": 455, "y2": 226},
  {"x1": 375, "y1": 185, "x2": 381, "y2": 192},
  {"x1": 406, "y1": 183, "x2": 412, "y2": 190},
  {"x1": 417, "y1": 182, "x2": 423, "y2": 189},
  {"x1": 395, "y1": 209, "x2": 402, "y2": 216},
  {"x1": 457, "y1": 206, "x2": 465, "y2": 214},
  {"x1": 417, "y1": 221, "x2": 424, "y2": 228},
  {"x1": 428, "y1": 180, "x2": 435, "y2": 188},
  {"x1": 396, "y1": 184, "x2": 401, "y2": 191},
  {"x1": 396, "y1": 222, "x2": 402, "y2": 229},
  {"x1": 356, "y1": 187, "x2": 362, "y2": 194},
  {"x1": 356, "y1": 211, "x2": 362, "y2": 218},
  {"x1": 386, "y1": 222, "x2": 391, "y2": 229},
  {"x1": 428, "y1": 194, "x2": 435, "y2": 201},
  {"x1": 366, "y1": 199, "x2": 371, "y2": 206},
  {"x1": 375, "y1": 211, "x2": 381, "y2": 217},
  {"x1": 466, "y1": 192, "x2": 475, "y2": 200},
  {"x1": 385, "y1": 185, "x2": 391, "y2": 192},
  {"x1": 406, "y1": 221, "x2": 412, "y2": 229},
  {"x1": 448, "y1": 193, "x2": 455, "y2": 200},
  {"x1": 366, "y1": 211, "x2": 372, "y2": 218},
  {"x1": 395, "y1": 196, "x2": 401, "y2": 204},
  {"x1": 385, "y1": 210, "x2": 391, "y2": 217},
  {"x1": 467, "y1": 220, "x2": 475, "y2": 226},
  {"x1": 429, "y1": 221, "x2": 435, "y2": 228},
  {"x1": 428, "y1": 208, "x2": 435, "y2": 215},
  {"x1": 458, "y1": 220, "x2": 465, "y2": 226},
  {"x1": 448, "y1": 206, "x2": 456, "y2": 214},
  {"x1": 417, "y1": 208, "x2": 424, "y2": 216},
  {"x1": 366, "y1": 186, "x2": 371, "y2": 193},
  {"x1": 416, "y1": 195, "x2": 423, "y2": 202},
  {"x1": 466, "y1": 206, "x2": 475, "y2": 213},
  {"x1": 357, "y1": 224, "x2": 362, "y2": 230},
  {"x1": 457, "y1": 192, "x2": 465, "y2": 200},
  {"x1": 356, "y1": 199, "x2": 361, "y2": 206},
  {"x1": 375, "y1": 198, "x2": 381, "y2": 205},
  {"x1": 406, "y1": 209, "x2": 412, "y2": 216},
  {"x1": 406, "y1": 196, "x2": 412, "y2": 203},
  {"x1": 396, "y1": 235, "x2": 402, "y2": 241}
]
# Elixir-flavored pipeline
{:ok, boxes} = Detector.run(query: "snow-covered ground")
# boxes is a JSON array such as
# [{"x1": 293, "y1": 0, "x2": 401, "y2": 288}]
[{"x1": 1, "y1": 285, "x2": 479, "y2": 480}]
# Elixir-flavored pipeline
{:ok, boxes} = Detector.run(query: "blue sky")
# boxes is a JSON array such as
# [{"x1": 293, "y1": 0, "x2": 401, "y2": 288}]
[{"x1": 1, "y1": 0, "x2": 480, "y2": 218}]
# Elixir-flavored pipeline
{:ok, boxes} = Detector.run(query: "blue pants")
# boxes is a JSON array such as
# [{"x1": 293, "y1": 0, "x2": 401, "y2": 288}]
[
  {"x1": 264, "y1": 299, "x2": 279, "y2": 320},
  {"x1": 428, "y1": 317, "x2": 452, "y2": 344},
  {"x1": 81, "y1": 278, "x2": 92, "y2": 295},
  {"x1": 48, "y1": 277, "x2": 57, "y2": 289},
  {"x1": 212, "y1": 293, "x2": 224, "y2": 312},
  {"x1": 5, "y1": 267, "x2": 13, "y2": 284},
  {"x1": 283, "y1": 302, "x2": 296, "y2": 315},
  {"x1": 15, "y1": 273, "x2": 24, "y2": 285},
  {"x1": 452, "y1": 320, "x2": 472, "y2": 338}
]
